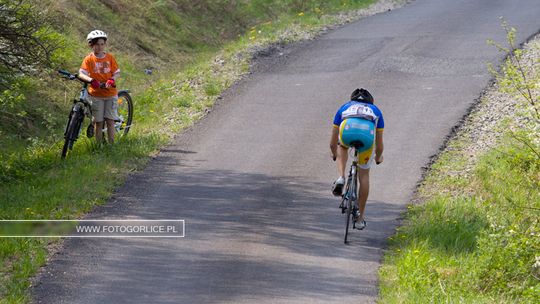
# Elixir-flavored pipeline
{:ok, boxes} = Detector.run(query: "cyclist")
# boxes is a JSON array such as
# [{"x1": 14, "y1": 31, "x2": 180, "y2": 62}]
[
  {"x1": 77, "y1": 30, "x2": 120, "y2": 144},
  {"x1": 329, "y1": 88, "x2": 384, "y2": 229}
]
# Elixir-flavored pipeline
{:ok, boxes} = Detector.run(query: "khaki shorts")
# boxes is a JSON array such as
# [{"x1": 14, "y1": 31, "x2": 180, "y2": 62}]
[{"x1": 88, "y1": 95, "x2": 118, "y2": 122}]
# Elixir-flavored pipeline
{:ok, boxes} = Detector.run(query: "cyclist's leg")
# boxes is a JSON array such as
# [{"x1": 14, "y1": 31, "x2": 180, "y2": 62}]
[
  {"x1": 357, "y1": 168, "x2": 370, "y2": 220},
  {"x1": 337, "y1": 143, "x2": 348, "y2": 178},
  {"x1": 356, "y1": 144, "x2": 375, "y2": 222},
  {"x1": 332, "y1": 143, "x2": 349, "y2": 195}
]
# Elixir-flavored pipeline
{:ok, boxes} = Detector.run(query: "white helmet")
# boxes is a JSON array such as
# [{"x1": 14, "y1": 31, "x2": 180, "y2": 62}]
[{"x1": 86, "y1": 30, "x2": 107, "y2": 43}]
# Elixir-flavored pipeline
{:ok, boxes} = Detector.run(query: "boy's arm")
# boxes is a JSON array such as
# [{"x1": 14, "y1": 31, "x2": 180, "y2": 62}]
[
  {"x1": 110, "y1": 55, "x2": 120, "y2": 80},
  {"x1": 78, "y1": 69, "x2": 100, "y2": 88},
  {"x1": 77, "y1": 70, "x2": 92, "y2": 83},
  {"x1": 79, "y1": 56, "x2": 93, "y2": 83}
]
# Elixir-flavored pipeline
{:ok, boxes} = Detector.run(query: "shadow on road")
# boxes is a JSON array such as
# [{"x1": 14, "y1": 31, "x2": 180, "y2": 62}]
[{"x1": 33, "y1": 161, "x2": 402, "y2": 303}]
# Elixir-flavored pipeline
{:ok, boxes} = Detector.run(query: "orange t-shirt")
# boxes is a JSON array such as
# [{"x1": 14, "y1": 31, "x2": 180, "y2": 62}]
[{"x1": 80, "y1": 52, "x2": 119, "y2": 97}]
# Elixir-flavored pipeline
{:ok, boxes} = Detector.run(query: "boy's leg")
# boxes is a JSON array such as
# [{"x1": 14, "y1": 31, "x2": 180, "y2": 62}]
[
  {"x1": 91, "y1": 97, "x2": 105, "y2": 143},
  {"x1": 95, "y1": 121, "x2": 104, "y2": 143},
  {"x1": 105, "y1": 119, "x2": 115, "y2": 144},
  {"x1": 103, "y1": 97, "x2": 116, "y2": 144}
]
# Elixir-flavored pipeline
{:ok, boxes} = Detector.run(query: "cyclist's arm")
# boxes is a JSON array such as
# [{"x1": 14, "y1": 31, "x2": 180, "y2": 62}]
[
  {"x1": 330, "y1": 125, "x2": 339, "y2": 160},
  {"x1": 375, "y1": 129, "x2": 384, "y2": 163}
]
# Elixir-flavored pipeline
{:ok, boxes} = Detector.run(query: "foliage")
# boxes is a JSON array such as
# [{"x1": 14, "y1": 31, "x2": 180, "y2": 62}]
[
  {"x1": 0, "y1": 0, "x2": 61, "y2": 88},
  {"x1": 488, "y1": 19, "x2": 540, "y2": 154},
  {"x1": 474, "y1": 141, "x2": 540, "y2": 301}
]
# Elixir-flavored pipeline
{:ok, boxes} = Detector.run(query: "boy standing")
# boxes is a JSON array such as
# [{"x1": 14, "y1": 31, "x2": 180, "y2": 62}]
[{"x1": 78, "y1": 30, "x2": 120, "y2": 144}]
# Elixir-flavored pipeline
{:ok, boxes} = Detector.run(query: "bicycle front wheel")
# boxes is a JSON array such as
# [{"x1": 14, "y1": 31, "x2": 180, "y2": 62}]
[
  {"x1": 61, "y1": 109, "x2": 83, "y2": 159},
  {"x1": 116, "y1": 91, "x2": 133, "y2": 136}
]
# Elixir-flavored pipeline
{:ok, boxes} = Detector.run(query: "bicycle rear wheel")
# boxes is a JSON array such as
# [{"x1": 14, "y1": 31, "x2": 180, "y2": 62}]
[
  {"x1": 344, "y1": 197, "x2": 352, "y2": 244},
  {"x1": 344, "y1": 176, "x2": 357, "y2": 244},
  {"x1": 61, "y1": 109, "x2": 83, "y2": 159},
  {"x1": 116, "y1": 91, "x2": 133, "y2": 136}
]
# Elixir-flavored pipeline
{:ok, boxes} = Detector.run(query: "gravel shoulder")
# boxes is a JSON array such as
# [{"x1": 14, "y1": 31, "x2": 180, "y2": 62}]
[{"x1": 417, "y1": 33, "x2": 540, "y2": 199}]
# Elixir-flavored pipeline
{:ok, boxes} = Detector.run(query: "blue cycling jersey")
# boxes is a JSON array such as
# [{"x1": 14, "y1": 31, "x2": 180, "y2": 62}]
[{"x1": 333, "y1": 101, "x2": 384, "y2": 130}]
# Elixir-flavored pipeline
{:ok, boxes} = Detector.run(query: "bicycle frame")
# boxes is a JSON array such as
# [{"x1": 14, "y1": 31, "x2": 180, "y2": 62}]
[
  {"x1": 63, "y1": 84, "x2": 92, "y2": 132},
  {"x1": 76, "y1": 85, "x2": 93, "y2": 119},
  {"x1": 341, "y1": 149, "x2": 360, "y2": 243},
  {"x1": 346, "y1": 160, "x2": 358, "y2": 200},
  {"x1": 342, "y1": 149, "x2": 359, "y2": 203}
]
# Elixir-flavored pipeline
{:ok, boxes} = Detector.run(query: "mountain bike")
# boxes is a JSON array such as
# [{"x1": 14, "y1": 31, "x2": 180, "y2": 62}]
[{"x1": 58, "y1": 70, "x2": 133, "y2": 159}]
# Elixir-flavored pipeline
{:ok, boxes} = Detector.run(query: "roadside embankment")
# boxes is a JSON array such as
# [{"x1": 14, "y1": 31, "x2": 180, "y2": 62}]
[{"x1": 379, "y1": 30, "x2": 540, "y2": 303}]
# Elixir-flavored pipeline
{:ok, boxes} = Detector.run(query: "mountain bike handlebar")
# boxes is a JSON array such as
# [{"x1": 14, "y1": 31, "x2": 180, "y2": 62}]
[
  {"x1": 58, "y1": 70, "x2": 116, "y2": 88},
  {"x1": 58, "y1": 70, "x2": 79, "y2": 81}
]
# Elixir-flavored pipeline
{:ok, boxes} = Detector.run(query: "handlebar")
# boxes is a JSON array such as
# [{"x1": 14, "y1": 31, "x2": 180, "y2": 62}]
[
  {"x1": 58, "y1": 70, "x2": 72, "y2": 77},
  {"x1": 58, "y1": 70, "x2": 79, "y2": 80},
  {"x1": 57, "y1": 70, "x2": 116, "y2": 88}
]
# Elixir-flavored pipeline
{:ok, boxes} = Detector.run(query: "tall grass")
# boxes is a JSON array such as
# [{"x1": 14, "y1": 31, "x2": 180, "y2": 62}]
[{"x1": 380, "y1": 141, "x2": 539, "y2": 302}]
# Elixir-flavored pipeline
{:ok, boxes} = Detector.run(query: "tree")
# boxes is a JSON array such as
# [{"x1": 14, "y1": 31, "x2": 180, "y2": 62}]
[{"x1": 0, "y1": 0, "x2": 57, "y2": 87}]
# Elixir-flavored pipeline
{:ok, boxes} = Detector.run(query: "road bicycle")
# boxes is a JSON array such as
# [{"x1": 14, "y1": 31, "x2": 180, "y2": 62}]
[
  {"x1": 339, "y1": 148, "x2": 362, "y2": 244},
  {"x1": 338, "y1": 145, "x2": 382, "y2": 244},
  {"x1": 58, "y1": 70, "x2": 133, "y2": 159}
]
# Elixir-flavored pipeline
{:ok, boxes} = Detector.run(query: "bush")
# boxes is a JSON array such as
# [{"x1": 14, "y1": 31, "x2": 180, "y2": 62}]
[
  {"x1": 474, "y1": 141, "x2": 540, "y2": 301},
  {"x1": 0, "y1": 0, "x2": 60, "y2": 88}
]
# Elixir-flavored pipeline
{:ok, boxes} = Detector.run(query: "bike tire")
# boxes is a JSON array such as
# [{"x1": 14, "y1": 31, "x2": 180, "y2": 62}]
[
  {"x1": 61, "y1": 109, "x2": 83, "y2": 159},
  {"x1": 344, "y1": 197, "x2": 352, "y2": 244},
  {"x1": 117, "y1": 91, "x2": 133, "y2": 136},
  {"x1": 344, "y1": 175, "x2": 358, "y2": 244}
]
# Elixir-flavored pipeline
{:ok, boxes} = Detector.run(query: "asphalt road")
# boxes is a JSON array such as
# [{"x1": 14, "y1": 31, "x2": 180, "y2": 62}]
[{"x1": 33, "y1": 0, "x2": 540, "y2": 303}]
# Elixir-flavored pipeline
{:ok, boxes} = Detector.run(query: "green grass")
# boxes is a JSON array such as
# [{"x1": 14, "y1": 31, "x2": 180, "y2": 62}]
[
  {"x1": 0, "y1": 0, "x2": 378, "y2": 302},
  {"x1": 0, "y1": 135, "x2": 163, "y2": 302},
  {"x1": 379, "y1": 116, "x2": 540, "y2": 303},
  {"x1": 380, "y1": 139, "x2": 540, "y2": 303}
]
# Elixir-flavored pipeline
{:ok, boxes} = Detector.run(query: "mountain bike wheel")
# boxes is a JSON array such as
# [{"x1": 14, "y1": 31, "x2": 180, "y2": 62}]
[
  {"x1": 116, "y1": 91, "x2": 133, "y2": 136},
  {"x1": 61, "y1": 109, "x2": 83, "y2": 159}
]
